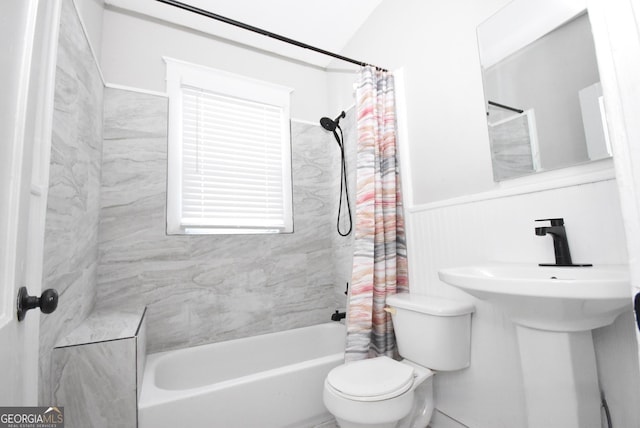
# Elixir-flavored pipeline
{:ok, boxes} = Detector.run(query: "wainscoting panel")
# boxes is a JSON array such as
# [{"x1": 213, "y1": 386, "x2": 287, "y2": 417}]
[{"x1": 405, "y1": 178, "x2": 638, "y2": 427}]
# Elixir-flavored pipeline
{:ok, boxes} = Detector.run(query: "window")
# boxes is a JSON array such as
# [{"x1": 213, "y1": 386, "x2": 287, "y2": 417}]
[{"x1": 165, "y1": 58, "x2": 294, "y2": 234}]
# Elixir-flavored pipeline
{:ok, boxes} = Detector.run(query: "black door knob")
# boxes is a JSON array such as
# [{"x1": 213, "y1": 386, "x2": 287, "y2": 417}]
[{"x1": 16, "y1": 287, "x2": 58, "y2": 321}]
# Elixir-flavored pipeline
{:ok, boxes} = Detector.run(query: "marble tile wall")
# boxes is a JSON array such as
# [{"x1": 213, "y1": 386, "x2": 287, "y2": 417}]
[
  {"x1": 52, "y1": 340, "x2": 136, "y2": 427},
  {"x1": 51, "y1": 308, "x2": 146, "y2": 428},
  {"x1": 330, "y1": 109, "x2": 357, "y2": 309},
  {"x1": 136, "y1": 315, "x2": 147, "y2": 401},
  {"x1": 488, "y1": 111, "x2": 536, "y2": 180},
  {"x1": 39, "y1": 0, "x2": 104, "y2": 405},
  {"x1": 97, "y1": 88, "x2": 352, "y2": 353}
]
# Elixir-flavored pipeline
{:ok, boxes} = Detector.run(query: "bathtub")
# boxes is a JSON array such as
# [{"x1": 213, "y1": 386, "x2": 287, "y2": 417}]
[{"x1": 139, "y1": 322, "x2": 345, "y2": 428}]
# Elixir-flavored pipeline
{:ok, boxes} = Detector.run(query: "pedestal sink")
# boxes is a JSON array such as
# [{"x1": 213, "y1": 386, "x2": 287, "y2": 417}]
[
  {"x1": 438, "y1": 263, "x2": 632, "y2": 428},
  {"x1": 438, "y1": 263, "x2": 631, "y2": 331}
]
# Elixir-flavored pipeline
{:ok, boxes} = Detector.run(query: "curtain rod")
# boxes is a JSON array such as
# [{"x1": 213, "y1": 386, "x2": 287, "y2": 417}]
[
  {"x1": 155, "y1": 0, "x2": 388, "y2": 72},
  {"x1": 488, "y1": 101, "x2": 524, "y2": 114}
]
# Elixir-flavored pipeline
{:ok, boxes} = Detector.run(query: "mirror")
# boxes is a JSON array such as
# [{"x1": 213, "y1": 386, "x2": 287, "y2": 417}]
[{"x1": 477, "y1": 0, "x2": 611, "y2": 181}]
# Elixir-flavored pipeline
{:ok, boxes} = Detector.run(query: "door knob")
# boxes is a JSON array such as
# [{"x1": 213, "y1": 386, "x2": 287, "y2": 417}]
[{"x1": 16, "y1": 287, "x2": 58, "y2": 321}]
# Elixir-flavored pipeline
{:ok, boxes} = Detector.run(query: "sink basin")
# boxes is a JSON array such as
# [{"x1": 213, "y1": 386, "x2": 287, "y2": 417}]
[{"x1": 438, "y1": 263, "x2": 632, "y2": 331}]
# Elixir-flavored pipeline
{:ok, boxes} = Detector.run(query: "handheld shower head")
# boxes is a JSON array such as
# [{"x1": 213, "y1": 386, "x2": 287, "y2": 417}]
[
  {"x1": 320, "y1": 117, "x2": 337, "y2": 131},
  {"x1": 319, "y1": 111, "x2": 346, "y2": 132},
  {"x1": 318, "y1": 110, "x2": 352, "y2": 237}
]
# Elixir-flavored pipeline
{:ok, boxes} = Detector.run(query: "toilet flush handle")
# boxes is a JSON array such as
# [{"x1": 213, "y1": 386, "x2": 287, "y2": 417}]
[{"x1": 383, "y1": 307, "x2": 396, "y2": 315}]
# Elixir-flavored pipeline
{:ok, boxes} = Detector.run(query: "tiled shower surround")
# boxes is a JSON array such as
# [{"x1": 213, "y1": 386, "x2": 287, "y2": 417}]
[
  {"x1": 39, "y1": 0, "x2": 104, "y2": 405},
  {"x1": 40, "y1": 0, "x2": 356, "y2": 403},
  {"x1": 97, "y1": 88, "x2": 355, "y2": 353}
]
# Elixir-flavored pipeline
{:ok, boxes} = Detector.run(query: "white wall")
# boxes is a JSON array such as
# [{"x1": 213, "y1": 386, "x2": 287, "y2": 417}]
[
  {"x1": 100, "y1": 7, "x2": 329, "y2": 122},
  {"x1": 329, "y1": 0, "x2": 512, "y2": 205},
  {"x1": 72, "y1": 0, "x2": 104, "y2": 59}
]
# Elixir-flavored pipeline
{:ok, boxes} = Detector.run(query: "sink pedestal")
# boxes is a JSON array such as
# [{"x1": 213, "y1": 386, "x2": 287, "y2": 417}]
[
  {"x1": 438, "y1": 263, "x2": 631, "y2": 428},
  {"x1": 516, "y1": 326, "x2": 601, "y2": 428}
]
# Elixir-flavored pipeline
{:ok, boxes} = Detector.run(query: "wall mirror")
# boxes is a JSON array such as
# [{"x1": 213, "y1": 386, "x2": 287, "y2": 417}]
[{"x1": 477, "y1": 0, "x2": 611, "y2": 181}]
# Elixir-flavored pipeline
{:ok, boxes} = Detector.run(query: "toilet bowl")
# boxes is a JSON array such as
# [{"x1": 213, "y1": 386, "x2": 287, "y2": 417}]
[
  {"x1": 324, "y1": 294, "x2": 474, "y2": 428},
  {"x1": 323, "y1": 357, "x2": 433, "y2": 428}
]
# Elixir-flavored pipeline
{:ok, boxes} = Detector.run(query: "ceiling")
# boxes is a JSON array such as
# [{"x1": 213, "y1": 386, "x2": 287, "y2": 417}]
[{"x1": 104, "y1": 0, "x2": 383, "y2": 68}]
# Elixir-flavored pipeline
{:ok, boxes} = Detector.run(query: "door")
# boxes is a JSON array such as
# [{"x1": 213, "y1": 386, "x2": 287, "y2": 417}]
[
  {"x1": 589, "y1": 0, "x2": 640, "y2": 357},
  {"x1": 0, "y1": 0, "x2": 60, "y2": 404}
]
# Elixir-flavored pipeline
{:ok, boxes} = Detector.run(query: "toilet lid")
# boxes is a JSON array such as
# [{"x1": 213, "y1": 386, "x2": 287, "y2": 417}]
[{"x1": 327, "y1": 356, "x2": 415, "y2": 401}]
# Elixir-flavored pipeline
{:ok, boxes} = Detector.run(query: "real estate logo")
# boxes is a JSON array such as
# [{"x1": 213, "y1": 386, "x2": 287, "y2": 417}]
[{"x1": 0, "y1": 407, "x2": 64, "y2": 428}]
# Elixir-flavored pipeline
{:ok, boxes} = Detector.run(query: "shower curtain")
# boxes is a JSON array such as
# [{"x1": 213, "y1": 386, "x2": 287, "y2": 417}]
[{"x1": 345, "y1": 66, "x2": 409, "y2": 361}]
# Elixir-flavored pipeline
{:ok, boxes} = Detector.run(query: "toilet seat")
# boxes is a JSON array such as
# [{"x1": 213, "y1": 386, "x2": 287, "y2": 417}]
[{"x1": 326, "y1": 356, "x2": 415, "y2": 402}]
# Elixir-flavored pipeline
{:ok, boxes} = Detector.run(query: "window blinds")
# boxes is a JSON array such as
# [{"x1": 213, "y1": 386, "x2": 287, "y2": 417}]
[
  {"x1": 165, "y1": 58, "x2": 293, "y2": 235},
  {"x1": 180, "y1": 85, "x2": 288, "y2": 231}
]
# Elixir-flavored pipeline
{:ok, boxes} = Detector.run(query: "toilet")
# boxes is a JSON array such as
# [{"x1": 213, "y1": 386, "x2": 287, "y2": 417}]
[{"x1": 323, "y1": 293, "x2": 474, "y2": 428}]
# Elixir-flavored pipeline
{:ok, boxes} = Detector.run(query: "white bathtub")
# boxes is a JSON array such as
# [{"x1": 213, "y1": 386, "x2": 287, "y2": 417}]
[{"x1": 139, "y1": 322, "x2": 346, "y2": 428}]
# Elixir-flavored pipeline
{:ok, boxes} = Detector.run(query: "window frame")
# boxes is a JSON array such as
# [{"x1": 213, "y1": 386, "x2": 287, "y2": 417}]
[{"x1": 164, "y1": 58, "x2": 294, "y2": 235}]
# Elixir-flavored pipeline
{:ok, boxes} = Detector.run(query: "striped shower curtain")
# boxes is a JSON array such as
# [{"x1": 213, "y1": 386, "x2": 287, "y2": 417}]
[{"x1": 345, "y1": 66, "x2": 409, "y2": 362}]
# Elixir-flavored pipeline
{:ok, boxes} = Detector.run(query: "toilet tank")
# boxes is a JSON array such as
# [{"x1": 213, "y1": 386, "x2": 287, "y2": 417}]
[{"x1": 386, "y1": 293, "x2": 474, "y2": 371}]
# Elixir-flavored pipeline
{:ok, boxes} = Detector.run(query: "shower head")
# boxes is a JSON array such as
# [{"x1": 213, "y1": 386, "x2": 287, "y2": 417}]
[
  {"x1": 320, "y1": 111, "x2": 346, "y2": 132},
  {"x1": 320, "y1": 117, "x2": 337, "y2": 131}
]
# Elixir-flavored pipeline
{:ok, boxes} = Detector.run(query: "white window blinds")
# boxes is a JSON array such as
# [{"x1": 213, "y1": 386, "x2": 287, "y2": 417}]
[{"x1": 165, "y1": 59, "x2": 293, "y2": 234}]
